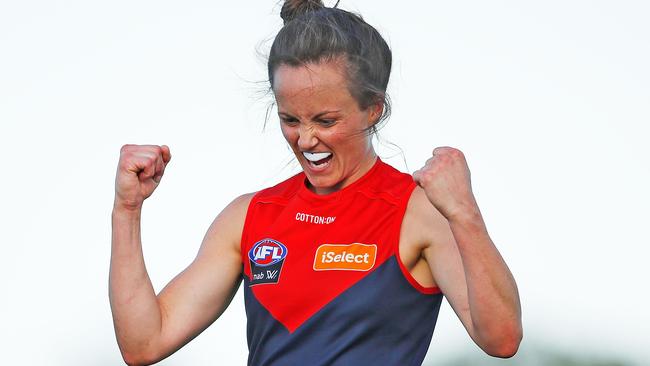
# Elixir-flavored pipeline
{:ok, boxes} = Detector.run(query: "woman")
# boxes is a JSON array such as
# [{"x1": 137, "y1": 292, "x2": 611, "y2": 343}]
[{"x1": 110, "y1": 1, "x2": 522, "y2": 365}]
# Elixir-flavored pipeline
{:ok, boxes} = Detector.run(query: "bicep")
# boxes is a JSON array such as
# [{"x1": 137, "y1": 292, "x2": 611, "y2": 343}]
[
  {"x1": 417, "y1": 195, "x2": 478, "y2": 341},
  {"x1": 153, "y1": 193, "x2": 253, "y2": 360}
]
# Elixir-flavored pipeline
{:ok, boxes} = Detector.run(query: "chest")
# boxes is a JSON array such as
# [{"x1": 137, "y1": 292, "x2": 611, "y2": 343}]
[{"x1": 242, "y1": 195, "x2": 402, "y2": 332}]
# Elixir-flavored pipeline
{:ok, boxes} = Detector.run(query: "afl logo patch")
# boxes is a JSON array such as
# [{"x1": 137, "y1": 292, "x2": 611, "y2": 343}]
[{"x1": 248, "y1": 238, "x2": 287, "y2": 286}]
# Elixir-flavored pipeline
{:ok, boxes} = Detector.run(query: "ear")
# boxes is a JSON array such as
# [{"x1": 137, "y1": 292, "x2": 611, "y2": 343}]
[{"x1": 367, "y1": 100, "x2": 384, "y2": 127}]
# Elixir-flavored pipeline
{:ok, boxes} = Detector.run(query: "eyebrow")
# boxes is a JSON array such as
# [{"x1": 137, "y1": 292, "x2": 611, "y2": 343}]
[{"x1": 278, "y1": 110, "x2": 341, "y2": 119}]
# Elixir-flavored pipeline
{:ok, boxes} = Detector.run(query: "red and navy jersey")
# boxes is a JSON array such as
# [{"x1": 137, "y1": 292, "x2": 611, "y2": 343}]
[{"x1": 241, "y1": 158, "x2": 443, "y2": 365}]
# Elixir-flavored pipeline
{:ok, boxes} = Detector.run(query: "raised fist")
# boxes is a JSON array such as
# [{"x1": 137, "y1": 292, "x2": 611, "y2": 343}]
[
  {"x1": 412, "y1": 146, "x2": 477, "y2": 221},
  {"x1": 114, "y1": 144, "x2": 172, "y2": 211}
]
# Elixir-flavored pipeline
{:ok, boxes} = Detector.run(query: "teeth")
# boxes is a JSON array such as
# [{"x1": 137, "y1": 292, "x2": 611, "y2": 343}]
[{"x1": 303, "y1": 152, "x2": 332, "y2": 162}]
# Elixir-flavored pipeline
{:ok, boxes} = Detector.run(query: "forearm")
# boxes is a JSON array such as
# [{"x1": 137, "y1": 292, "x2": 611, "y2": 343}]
[
  {"x1": 448, "y1": 207, "x2": 522, "y2": 356},
  {"x1": 109, "y1": 205, "x2": 163, "y2": 364}
]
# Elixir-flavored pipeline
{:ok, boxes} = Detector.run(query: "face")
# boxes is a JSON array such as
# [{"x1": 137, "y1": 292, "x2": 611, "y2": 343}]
[{"x1": 273, "y1": 60, "x2": 382, "y2": 195}]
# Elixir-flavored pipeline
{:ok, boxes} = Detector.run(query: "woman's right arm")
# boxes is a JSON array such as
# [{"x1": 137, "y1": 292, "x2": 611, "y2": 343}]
[{"x1": 109, "y1": 144, "x2": 251, "y2": 365}]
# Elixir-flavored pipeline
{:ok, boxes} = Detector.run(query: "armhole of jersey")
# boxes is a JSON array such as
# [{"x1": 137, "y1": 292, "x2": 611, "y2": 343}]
[
  {"x1": 240, "y1": 193, "x2": 259, "y2": 276},
  {"x1": 394, "y1": 182, "x2": 442, "y2": 295}
]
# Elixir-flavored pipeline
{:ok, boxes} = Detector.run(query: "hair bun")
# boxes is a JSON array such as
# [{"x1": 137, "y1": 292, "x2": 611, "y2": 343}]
[{"x1": 280, "y1": 0, "x2": 325, "y2": 24}]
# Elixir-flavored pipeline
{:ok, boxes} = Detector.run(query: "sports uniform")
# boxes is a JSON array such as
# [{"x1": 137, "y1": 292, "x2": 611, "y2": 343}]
[{"x1": 241, "y1": 158, "x2": 443, "y2": 365}]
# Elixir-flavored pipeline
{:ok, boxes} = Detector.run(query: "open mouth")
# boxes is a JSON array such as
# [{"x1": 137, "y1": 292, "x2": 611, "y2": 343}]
[{"x1": 303, "y1": 151, "x2": 333, "y2": 168}]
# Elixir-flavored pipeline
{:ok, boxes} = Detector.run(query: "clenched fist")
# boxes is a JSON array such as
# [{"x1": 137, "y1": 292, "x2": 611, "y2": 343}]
[
  {"x1": 114, "y1": 144, "x2": 172, "y2": 211},
  {"x1": 412, "y1": 146, "x2": 478, "y2": 221}
]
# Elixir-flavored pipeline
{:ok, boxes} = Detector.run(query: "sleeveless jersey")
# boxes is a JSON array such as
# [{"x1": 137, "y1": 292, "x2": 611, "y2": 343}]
[{"x1": 241, "y1": 158, "x2": 443, "y2": 365}]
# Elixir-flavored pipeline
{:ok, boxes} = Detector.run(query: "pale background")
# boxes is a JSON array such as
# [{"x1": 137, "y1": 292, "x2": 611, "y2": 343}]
[{"x1": 1, "y1": 0, "x2": 648, "y2": 365}]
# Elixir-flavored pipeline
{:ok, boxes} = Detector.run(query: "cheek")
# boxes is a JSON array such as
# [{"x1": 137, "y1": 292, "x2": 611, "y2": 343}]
[
  {"x1": 320, "y1": 130, "x2": 349, "y2": 151},
  {"x1": 280, "y1": 125, "x2": 296, "y2": 144},
  {"x1": 329, "y1": 131, "x2": 368, "y2": 156}
]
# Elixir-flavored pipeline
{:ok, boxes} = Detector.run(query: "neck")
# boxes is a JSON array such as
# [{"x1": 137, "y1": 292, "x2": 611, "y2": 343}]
[{"x1": 310, "y1": 149, "x2": 378, "y2": 195}]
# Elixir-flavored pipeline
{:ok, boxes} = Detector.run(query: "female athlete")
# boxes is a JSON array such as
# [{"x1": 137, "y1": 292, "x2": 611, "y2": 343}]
[{"x1": 110, "y1": 1, "x2": 522, "y2": 365}]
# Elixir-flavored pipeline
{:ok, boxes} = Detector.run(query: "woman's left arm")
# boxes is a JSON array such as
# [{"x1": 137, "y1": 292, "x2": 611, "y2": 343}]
[{"x1": 413, "y1": 146, "x2": 522, "y2": 358}]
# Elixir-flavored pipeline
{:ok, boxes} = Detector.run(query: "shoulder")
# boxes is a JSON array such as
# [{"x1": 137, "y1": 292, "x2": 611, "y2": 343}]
[
  {"x1": 356, "y1": 159, "x2": 415, "y2": 204},
  {"x1": 375, "y1": 160, "x2": 414, "y2": 189},
  {"x1": 252, "y1": 172, "x2": 304, "y2": 203},
  {"x1": 220, "y1": 171, "x2": 306, "y2": 228},
  {"x1": 226, "y1": 192, "x2": 256, "y2": 213},
  {"x1": 206, "y1": 171, "x2": 305, "y2": 248},
  {"x1": 200, "y1": 192, "x2": 256, "y2": 256},
  {"x1": 215, "y1": 192, "x2": 256, "y2": 223}
]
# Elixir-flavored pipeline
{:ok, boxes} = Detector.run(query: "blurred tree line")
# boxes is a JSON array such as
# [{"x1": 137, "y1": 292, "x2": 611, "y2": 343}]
[{"x1": 427, "y1": 342, "x2": 640, "y2": 366}]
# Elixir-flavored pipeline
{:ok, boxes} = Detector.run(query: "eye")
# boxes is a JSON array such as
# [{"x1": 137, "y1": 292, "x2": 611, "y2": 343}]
[
  {"x1": 280, "y1": 117, "x2": 299, "y2": 126},
  {"x1": 318, "y1": 119, "x2": 337, "y2": 127}
]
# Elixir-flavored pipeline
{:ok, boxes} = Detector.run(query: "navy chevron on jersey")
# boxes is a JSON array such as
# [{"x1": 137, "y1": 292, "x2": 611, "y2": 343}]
[{"x1": 240, "y1": 158, "x2": 443, "y2": 365}]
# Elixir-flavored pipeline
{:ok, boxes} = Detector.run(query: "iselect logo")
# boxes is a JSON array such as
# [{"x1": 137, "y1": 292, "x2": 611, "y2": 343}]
[{"x1": 313, "y1": 243, "x2": 377, "y2": 271}]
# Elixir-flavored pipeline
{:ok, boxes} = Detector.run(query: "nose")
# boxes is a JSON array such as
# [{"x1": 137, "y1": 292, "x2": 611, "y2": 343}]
[{"x1": 297, "y1": 124, "x2": 318, "y2": 151}]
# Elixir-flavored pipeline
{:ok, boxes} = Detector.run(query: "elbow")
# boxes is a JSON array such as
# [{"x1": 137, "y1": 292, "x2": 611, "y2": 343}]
[
  {"x1": 120, "y1": 347, "x2": 161, "y2": 366},
  {"x1": 486, "y1": 337, "x2": 521, "y2": 358},
  {"x1": 121, "y1": 352, "x2": 146, "y2": 366},
  {"x1": 114, "y1": 325, "x2": 166, "y2": 365},
  {"x1": 480, "y1": 323, "x2": 523, "y2": 358},
  {"x1": 121, "y1": 352, "x2": 140, "y2": 366},
  {"x1": 121, "y1": 352, "x2": 156, "y2": 366}
]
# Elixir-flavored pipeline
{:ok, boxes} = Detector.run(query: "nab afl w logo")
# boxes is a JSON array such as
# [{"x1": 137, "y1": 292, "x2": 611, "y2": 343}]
[{"x1": 248, "y1": 238, "x2": 288, "y2": 286}]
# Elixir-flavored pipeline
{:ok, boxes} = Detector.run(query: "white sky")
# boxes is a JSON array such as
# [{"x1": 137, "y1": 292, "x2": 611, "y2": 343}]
[{"x1": 1, "y1": 0, "x2": 649, "y2": 365}]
